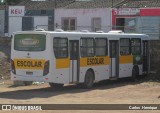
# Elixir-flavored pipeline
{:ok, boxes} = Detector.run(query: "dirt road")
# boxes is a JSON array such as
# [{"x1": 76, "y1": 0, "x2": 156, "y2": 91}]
[{"x1": 0, "y1": 79, "x2": 160, "y2": 112}]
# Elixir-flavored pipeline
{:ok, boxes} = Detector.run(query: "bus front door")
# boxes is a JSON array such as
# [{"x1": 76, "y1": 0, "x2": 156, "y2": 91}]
[
  {"x1": 69, "y1": 40, "x2": 79, "y2": 83},
  {"x1": 143, "y1": 40, "x2": 149, "y2": 73},
  {"x1": 109, "y1": 40, "x2": 119, "y2": 78}
]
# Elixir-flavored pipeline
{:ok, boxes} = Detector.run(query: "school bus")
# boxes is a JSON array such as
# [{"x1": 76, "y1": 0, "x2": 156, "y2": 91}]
[{"x1": 11, "y1": 29, "x2": 150, "y2": 88}]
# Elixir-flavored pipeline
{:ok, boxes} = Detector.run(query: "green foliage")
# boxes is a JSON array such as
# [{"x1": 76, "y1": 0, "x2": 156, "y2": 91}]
[{"x1": 0, "y1": 0, "x2": 5, "y2": 4}]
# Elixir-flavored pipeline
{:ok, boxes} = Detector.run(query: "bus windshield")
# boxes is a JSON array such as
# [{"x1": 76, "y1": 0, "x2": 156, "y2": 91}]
[{"x1": 14, "y1": 34, "x2": 46, "y2": 51}]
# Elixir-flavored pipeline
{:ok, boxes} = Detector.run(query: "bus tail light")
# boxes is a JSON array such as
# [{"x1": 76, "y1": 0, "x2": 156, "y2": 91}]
[
  {"x1": 43, "y1": 60, "x2": 49, "y2": 76},
  {"x1": 11, "y1": 59, "x2": 16, "y2": 74}
]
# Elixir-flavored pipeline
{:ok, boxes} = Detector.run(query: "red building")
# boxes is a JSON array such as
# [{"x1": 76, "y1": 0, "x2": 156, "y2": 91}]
[{"x1": 112, "y1": 8, "x2": 160, "y2": 39}]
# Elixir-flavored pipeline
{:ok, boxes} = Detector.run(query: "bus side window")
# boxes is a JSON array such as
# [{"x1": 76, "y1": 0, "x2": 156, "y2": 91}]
[
  {"x1": 95, "y1": 38, "x2": 108, "y2": 56},
  {"x1": 131, "y1": 38, "x2": 141, "y2": 55},
  {"x1": 80, "y1": 38, "x2": 95, "y2": 57},
  {"x1": 53, "y1": 37, "x2": 68, "y2": 58},
  {"x1": 120, "y1": 38, "x2": 131, "y2": 55}
]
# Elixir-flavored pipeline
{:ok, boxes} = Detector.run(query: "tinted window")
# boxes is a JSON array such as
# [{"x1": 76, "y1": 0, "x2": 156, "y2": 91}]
[
  {"x1": 14, "y1": 34, "x2": 46, "y2": 51},
  {"x1": 80, "y1": 38, "x2": 94, "y2": 57},
  {"x1": 120, "y1": 38, "x2": 130, "y2": 55},
  {"x1": 53, "y1": 38, "x2": 68, "y2": 58},
  {"x1": 131, "y1": 38, "x2": 141, "y2": 55},
  {"x1": 95, "y1": 38, "x2": 107, "y2": 56}
]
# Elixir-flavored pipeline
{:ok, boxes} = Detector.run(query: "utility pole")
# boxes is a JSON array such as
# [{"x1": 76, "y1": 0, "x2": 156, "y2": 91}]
[
  {"x1": 55, "y1": 0, "x2": 57, "y2": 8},
  {"x1": 4, "y1": 0, "x2": 8, "y2": 36}
]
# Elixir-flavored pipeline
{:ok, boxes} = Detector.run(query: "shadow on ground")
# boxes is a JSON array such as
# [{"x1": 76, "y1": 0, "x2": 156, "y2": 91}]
[{"x1": 0, "y1": 77, "x2": 148, "y2": 100}]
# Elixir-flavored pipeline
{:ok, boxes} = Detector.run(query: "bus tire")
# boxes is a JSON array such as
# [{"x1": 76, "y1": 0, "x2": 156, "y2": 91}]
[
  {"x1": 24, "y1": 81, "x2": 33, "y2": 86},
  {"x1": 49, "y1": 83, "x2": 63, "y2": 89},
  {"x1": 83, "y1": 70, "x2": 94, "y2": 89},
  {"x1": 131, "y1": 68, "x2": 137, "y2": 82}
]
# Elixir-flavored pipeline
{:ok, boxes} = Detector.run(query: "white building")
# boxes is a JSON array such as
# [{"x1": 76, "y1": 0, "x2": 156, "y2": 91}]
[
  {"x1": 8, "y1": 0, "x2": 55, "y2": 37},
  {"x1": 55, "y1": 8, "x2": 112, "y2": 32}
]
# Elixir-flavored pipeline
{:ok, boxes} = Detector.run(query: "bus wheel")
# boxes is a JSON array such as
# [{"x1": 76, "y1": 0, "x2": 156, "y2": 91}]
[
  {"x1": 131, "y1": 68, "x2": 137, "y2": 82},
  {"x1": 83, "y1": 71, "x2": 94, "y2": 89},
  {"x1": 49, "y1": 83, "x2": 63, "y2": 88},
  {"x1": 24, "y1": 81, "x2": 33, "y2": 86}
]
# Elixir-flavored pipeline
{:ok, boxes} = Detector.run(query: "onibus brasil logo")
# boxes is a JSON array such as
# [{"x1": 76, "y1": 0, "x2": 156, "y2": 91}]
[{"x1": 2, "y1": 105, "x2": 42, "y2": 110}]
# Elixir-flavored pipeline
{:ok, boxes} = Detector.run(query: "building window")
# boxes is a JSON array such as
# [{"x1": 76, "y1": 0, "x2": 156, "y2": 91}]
[
  {"x1": 62, "y1": 18, "x2": 76, "y2": 31},
  {"x1": 95, "y1": 38, "x2": 107, "y2": 56},
  {"x1": 136, "y1": 17, "x2": 160, "y2": 39},
  {"x1": 22, "y1": 17, "x2": 34, "y2": 31},
  {"x1": 80, "y1": 38, "x2": 94, "y2": 57},
  {"x1": 41, "y1": 10, "x2": 46, "y2": 14},
  {"x1": 92, "y1": 18, "x2": 101, "y2": 32},
  {"x1": 53, "y1": 38, "x2": 68, "y2": 58},
  {"x1": 120, "y1": 38, "x2": 131, "y2": 55}
]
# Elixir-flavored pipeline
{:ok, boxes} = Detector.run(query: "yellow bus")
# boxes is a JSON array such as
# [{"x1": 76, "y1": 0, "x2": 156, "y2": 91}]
[{"x1": 11, "y1": 29, "x2": 150, "y2": 88}]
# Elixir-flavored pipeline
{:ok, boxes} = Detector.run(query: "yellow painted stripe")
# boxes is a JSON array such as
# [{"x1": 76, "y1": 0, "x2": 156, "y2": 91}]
[
  {"x1": 56, "y1": 56, "x2": 110, "y2": 68},
  {"x1": 119, "y1": 55, "x2": 133, "y2": 64},
  {"x1": 56, "y1": 58, "x2": 70, "y2": 69},
  {"x1": 80, "y1": 56, "x2": 110, "y2": 67},
  {"x1": 14, "y1": 59, "x2": 45, "y2": 70}
]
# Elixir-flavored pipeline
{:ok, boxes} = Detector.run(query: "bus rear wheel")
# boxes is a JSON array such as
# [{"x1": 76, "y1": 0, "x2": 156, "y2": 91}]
[
  {"x1": 83, "y1": 71, "x2": 94, "y2": 89},
  {"x1": 49, "y1": 83, "x2": 64, "y2": 89},
  {"x1": 24, "y1": 81, "x2": 33, "y2": 86}
]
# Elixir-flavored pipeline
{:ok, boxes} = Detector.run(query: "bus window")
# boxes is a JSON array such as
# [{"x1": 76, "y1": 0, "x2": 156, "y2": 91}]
[
  {"x1": 120, "y1": 38, "x2": 130, "y2": 55},
  {"x1": 95, "y1": 38, "x2": 107, "y2": 56},
  {"x1": 53, "y1": 38, "x2": 68, "y2": 58},
  {"x1": 14, "y1": 34, "x2": 46, "y2": 51},
  {"x1": 80, "y1": 38, "x2": 94, "y2": 57},
  {"x1": 131, "y1": 38, "x2": 141, "y2": 55}
]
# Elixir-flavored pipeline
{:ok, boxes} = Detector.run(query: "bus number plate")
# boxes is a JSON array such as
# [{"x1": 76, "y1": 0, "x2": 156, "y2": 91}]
[{"x1": 26, "y1": 72, "x2": 33, "y2": 75}]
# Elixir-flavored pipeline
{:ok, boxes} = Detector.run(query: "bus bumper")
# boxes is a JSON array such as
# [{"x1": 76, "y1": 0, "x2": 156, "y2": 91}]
[{"x1": 11, "y1": 73, "x2": 51, "y2": 83}]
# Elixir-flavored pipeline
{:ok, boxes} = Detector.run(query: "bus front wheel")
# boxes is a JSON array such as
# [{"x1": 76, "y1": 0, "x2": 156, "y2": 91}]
[
  {"x1": 83, "y1": 71, "x2": 94, "y2": 89},
  {"x1": 49, "y1": 83, "x2": 64, "y2": 88}
]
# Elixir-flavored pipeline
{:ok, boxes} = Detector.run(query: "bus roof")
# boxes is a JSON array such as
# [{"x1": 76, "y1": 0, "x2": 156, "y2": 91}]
[{"x1": 13, "y1": 30, "x2": 149, "y2": 40}]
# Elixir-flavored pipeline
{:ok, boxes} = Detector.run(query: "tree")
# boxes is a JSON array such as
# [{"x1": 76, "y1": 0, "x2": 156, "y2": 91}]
[{"x1": 0, "y1": 0, "x2": 5, "y2": 4}]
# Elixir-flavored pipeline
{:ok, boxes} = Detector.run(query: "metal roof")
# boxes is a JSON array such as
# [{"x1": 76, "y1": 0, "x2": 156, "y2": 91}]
[{"x1": 0, "y1": 0, "x2": 160, "y2": 10}]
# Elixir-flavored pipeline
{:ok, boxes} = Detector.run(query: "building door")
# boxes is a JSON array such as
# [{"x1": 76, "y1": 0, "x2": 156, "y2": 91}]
[
  {"x1": 116, "y1": 18, "x2": 125, "y2": 31},
  {"x1": 92, "y1": 18, "x2": 101, "y2": 32},
  {"x1": 22, "y1": 17, "x2": 34, "y2": 31},
  {"x1": 69, "y1": 40, "x2": 79, "y2": 83},
  {"x1": 143, "y1": 40, "x2": 149, "y2": 73},
  {"x1": 109, "y1": 40, "x2": 119, "y2": 78}
]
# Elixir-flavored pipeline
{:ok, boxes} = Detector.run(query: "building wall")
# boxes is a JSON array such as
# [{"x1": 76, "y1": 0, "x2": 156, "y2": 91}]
[
  {"x1": 139, "y1": 8, "x2": 160, "y2": 40},
  {"x1": 136, "y1": 16, "x2": 160, "y2": 40},
  {"x1": 9, "y1": 17, "x2": 22, "y2": 36},
  {"x1": 0, "y1": 10, "x2": 5, "y2": 36},
  {"x1": 150, "y1": 40, "x2": 160, "y2": 74},
  {"x1": 34, "y1": 16, "x2": 48, "y2": 30},
  {"x1": 25, "y1": 10, "x2": 54, "y2": 16},
  {"x1": 8, "y1": 6, "x2": 54, "y2": 37},
  {"x1": 140, "y1": 8, "x2": 160, "y2": 16},
  {"x1": 112, "y1": 8, "x2": 160, "y2": 40},
  {"x1": 55, "y1": 8, "x2": 112, "y2": 32},
  {"x1": 8, "y1": 16, "x2": 49, "y2": 36}
]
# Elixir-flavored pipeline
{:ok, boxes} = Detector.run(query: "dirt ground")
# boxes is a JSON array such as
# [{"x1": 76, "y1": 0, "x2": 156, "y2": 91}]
[{"x1": 0, "y1": 79, "x2": 160, "y2": 113}]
